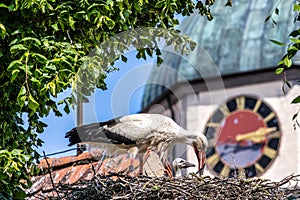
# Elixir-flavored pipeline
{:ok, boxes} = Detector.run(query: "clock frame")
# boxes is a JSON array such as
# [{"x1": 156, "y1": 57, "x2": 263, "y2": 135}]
[{"x1": 204, "y1": 95, "x2": 281, "y2": 178}]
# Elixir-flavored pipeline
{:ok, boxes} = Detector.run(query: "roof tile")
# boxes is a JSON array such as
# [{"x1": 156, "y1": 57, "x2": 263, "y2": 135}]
[{"x1": 26, "y1": 151, "x2": 164, "y2": 199}]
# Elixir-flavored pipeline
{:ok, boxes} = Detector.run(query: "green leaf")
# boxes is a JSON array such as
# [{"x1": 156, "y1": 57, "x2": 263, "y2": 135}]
[
  {"x1": 285, "y1": 80, "x2": 292, "y2": 89},
  {"x1": 294, "y1": 4, "x2": 300, "y2": 12},
  {"x1": 28, "y1": 94, "x2": 39, "y2": 111},
  {"x1": 11, "y1": 29, "x2": 21, "y2": 35},
  {"x1": 21, "y1": 37, "x2": 41, "y2": 46},
  {"x1": 33, "y1": 53, "x2": 47, "y2": 63},
  {"x1": 13, "y1": 188, "x2": 26, "y2": 200},
  {"x1": 69, "y1": 16, "x2": 76, "y2": 30},
  {"x1": 0, "y1": 22, "x2": 6, "y2": 37},
  {"x1": 10, "y1": 69, "x2": 20, "y2": 82},
  {"x1": 275, "y1": 67, "x2": 284, "y2": 74},
  {"x1": 269, "y1": 39, "x2": 285, "y2": 46},
  {"x1": 63, "y1": 103, "x2": 70, "y2": 114},
  {"x1": 7, "y1": 60, "x2": 23, "y2": 71},
  {"x1": 58, "y1": 19, "x2": 65, "y2": 32},
  {"x1": 39, "y1": 87, "x2": 48, "y2": 95},
  {"x1": 283, "y1": 57, "x2": 292, "y2": 68},
  {"x1": 289, "y1": 29, "x2": 300, "y2": 37},
  {"x1": 9, "y1": 38, "x2": 20, "y2": 46},
  {"x1": 46, "y1": 64, "x2": 57, "y2": 71},
  {"x1": 292, "y1": 113, "x2": 298, "y2": 120},
  {"x1": 51, "y1": 23, "x2": 59, "y2": 31},
  {"x1": 104, "y1": 17, "x2": 115, "y2": 29},
  {"x1": 0, "y1": 3, "x2": 8, "y2": 8},
  {"x1": 290, "y1": 37, "x2": 300, "y2": 43},
  {"x1": 291, "y1": 96, "x2": 300, "y2": 104},
  {"x1": 155, "y1": 0, "x2": 165, "y2": 8},
  {"x1": 30, "y1": 77, "x2": 41, "y2": 87},
  {"x1": 18, "y1": 86, "x2": 26, "y2": 97},
  {"x1": 10, "y1": 44, "x2": 27, "y2": 53},
  {"x1": 145, "y1": 48, "x2": 153, "y2": 57},
  {"x1": 265, "y1": 15, "x2": 271, "y2": 22},
  {"x1": 172, "y1": 18, "x2": 179, "y2": 25},
  {"x1": 11, "y1": 149, "x2": 21, "y2": 155},
  {"x1": 288, "y1": 45, "x2": 298, "y2": 52},
  {"x1": 275, "y1": 7, "x2": 279, "y2": 15},
  {"x1": 17, "y1": 86, "x2": 26, "y2": 107},
  {"x1": 225, "y1": 0, "x2": 232, "y2": 6},
  {"x1": 1, "y1": 179, "x2": 8, "y2": 185},
  {"x1": 157, "y1": 56, "x2": 163, "y2": 66},
  {"x1": 121, "y1": 55, "x2": 127, "y2": 62},
  {"x1": 49, "y1": 82, "x2": 56, "y2": 96}
]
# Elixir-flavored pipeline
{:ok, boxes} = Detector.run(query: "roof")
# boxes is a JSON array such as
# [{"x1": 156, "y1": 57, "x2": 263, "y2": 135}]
[
  {"x1": 26, "y1": 151, "x2": 165, "y2": 199},
  {"x1": 141, "y1": 0, "x2": 299, "y2": 108}
]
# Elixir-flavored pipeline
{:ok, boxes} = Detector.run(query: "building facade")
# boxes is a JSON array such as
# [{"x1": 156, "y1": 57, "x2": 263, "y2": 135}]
[{"x1": 141, "y1": 0, "x2": 300, "y2": 181}]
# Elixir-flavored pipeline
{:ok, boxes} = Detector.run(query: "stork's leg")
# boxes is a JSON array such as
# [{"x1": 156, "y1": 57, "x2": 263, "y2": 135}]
[
  {"x1": 138, "y1": 154, "x2": 144, "y2": 175},
  {"x1": 139, "y1": 149, "x2": 152, "y2": 175},
  {"x1": 127, "y1": 147, "x2": 139, "y2": 176},
  {"x1": 159, "y1": 151, "x2": 173, "y2": 177},
  {"x1": 100, "y1": 151, "x2": 107, "y2": 161},
  {"x1": 164, "y1": 160, "x2": 173, "y2": 177}
]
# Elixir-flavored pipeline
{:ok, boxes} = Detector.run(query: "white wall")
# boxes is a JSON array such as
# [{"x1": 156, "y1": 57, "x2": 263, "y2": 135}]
[{"x1": 184, "y1": 81, "x2": 300, "y2": 181}]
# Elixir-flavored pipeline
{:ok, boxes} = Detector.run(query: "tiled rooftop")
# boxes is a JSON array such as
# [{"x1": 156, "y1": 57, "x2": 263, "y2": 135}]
[{"x1": 26, "y1": 151, "x2": 165, "y2": 199}]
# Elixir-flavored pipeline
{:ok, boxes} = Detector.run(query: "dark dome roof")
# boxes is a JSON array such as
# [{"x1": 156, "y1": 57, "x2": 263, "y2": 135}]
[{"x1": 142, "y1": 0, "x2": 299, "y2": 109}]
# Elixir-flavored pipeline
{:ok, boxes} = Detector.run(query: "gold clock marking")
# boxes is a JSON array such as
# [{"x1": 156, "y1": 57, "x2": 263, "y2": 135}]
[
  {"x1": 207, "y1": 139, "x2": 216, "y2": 147},
  {"x1": 263, "y1": 112, "x2": 275, "y2": 123},
  {"x1": 255, "y1": 162, "x2": 264, "y2": 173},
  {"x1": 207, "y1": 122, "x2": 220, "y2": 128},
  {"x1": 268, "y1": 131, "x2": 280, "y2": 139},
  {"x1": 219, "y1": 104, "x2": 230, "y2": 117},
  {"x1": 253, "y1": 99, "x2": 262, "y2": 113},
  {"x1": 263, "y1": 146, "x2": 277, "y2": 159},
  {"x1": 238, "y1": 168, "x2": 246, "y2": 178},
  {"x1": 206, "y1": 153, "x2": 220, "y2": 167},
  {"x1": 220, "y1": 165, "x2": 230, "y2": 177},
  {"x1": 236, "y1": 96, "x2": 245, "y2": 110}
]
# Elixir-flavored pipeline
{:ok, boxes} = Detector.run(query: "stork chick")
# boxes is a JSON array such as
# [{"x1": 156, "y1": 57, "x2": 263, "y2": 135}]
[{"x1": 172, "y1": 158, "x2": 196, "y2": 177}]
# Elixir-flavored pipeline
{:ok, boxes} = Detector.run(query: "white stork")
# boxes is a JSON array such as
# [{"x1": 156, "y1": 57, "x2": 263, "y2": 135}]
[
  {"x1": 172, "y1": 158, "x2": 195, "y2": 177},
  {"x1": 65, "y1": 113, "x2": 207, "y2": 175}
]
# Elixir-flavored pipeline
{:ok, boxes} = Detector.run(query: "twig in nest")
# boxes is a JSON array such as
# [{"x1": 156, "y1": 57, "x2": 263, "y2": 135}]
[{"x1": 42, "y1": 151, "x2": 62, "y2": 200}]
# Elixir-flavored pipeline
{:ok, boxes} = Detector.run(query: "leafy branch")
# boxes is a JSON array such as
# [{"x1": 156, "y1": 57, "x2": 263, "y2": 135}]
[
  {"x1": 0, "y1": 0, "x2": 215, "y2": 198},
  {"x1": 268, "y1": 1, "x2": 300, "y2": 128}
]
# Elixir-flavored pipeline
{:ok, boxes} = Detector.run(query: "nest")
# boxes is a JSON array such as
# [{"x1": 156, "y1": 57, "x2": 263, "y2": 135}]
[{"x1": 40, "y1": 173, "x2": 299, "y2": 200}]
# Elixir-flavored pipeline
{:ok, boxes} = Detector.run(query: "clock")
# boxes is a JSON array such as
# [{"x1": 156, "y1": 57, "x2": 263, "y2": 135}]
[{"x1": 204, "y1": 95, "x2": 281, "y2": 178}]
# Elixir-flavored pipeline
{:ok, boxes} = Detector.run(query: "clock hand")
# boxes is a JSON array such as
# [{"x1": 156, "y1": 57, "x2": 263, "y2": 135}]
[{"x1": 235, "y1": 127, "x2": 277, "y2": 143}]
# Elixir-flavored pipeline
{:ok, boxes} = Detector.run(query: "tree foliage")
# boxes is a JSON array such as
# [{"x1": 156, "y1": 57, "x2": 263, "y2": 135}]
[
  {"x1": 268, "y1": 1, "x2": 300, "y2": 128},
  {"x1": 0, "y1": 0, "x2": 215, "y2": 198}
]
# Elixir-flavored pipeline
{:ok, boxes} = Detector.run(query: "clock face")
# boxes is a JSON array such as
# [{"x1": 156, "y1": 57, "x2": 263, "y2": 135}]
[{"x1": 204, "y1": 95, "x2": 281, "y2": 178}]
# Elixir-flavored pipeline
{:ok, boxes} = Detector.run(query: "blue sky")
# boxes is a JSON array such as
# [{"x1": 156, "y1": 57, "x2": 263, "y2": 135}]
[
  {"x1": 37, "y1": 13, "x2": 187, "y2": 158},
  {"x1": 37, "y1": 51, "x2": 153, "y2": 157}
]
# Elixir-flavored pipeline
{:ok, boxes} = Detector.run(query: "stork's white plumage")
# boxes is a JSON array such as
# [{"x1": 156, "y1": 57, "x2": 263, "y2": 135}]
[
  {"x1": 65, "y1": 113, "x2": 207, "y2": 174},
  {"x1": 172, "y1": 158, "x2": 195, "y2": 177}
]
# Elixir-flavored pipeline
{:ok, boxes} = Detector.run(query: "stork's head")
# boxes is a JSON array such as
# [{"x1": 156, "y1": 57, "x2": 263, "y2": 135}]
[
  {"x1": 172, "y1": 158, "x2": 195, "y2": 170},
  {"x1": 190, "y1": 133, "x2": 207, "y2": 175},
  {"x1": 172, "y1": 158, "x2": 195, "y2": 177}
]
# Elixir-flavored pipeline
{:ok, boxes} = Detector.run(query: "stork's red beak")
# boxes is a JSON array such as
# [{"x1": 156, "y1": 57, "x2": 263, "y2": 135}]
[{"x1": 193, "y1": 142, "x2": 206, "y2": 175}]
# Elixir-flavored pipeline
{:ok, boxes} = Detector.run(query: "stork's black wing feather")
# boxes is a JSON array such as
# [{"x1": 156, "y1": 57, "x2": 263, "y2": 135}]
[{"x1": 65, "y1": 117, "x2": 136, "y2": 146}]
